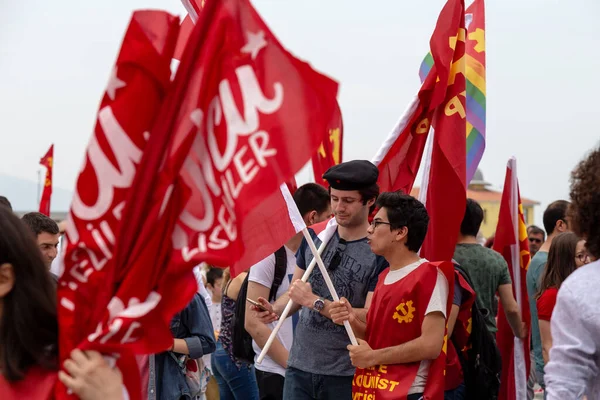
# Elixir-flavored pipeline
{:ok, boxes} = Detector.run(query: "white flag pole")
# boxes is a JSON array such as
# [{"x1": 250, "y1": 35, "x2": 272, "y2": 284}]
[{"x1": 256, "y1": 236, "x2": 330, "y2": 363}]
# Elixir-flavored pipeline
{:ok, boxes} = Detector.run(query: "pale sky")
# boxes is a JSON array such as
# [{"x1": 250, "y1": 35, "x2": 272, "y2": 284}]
[{"x1": 1, "y1": 0, "x2": 599, "y2": 225}]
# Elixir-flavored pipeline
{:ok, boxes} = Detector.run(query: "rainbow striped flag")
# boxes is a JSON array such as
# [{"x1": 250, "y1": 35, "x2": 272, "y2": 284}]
[{"x1": 419, "y1": 0, "x2": 486, "y2": 184}]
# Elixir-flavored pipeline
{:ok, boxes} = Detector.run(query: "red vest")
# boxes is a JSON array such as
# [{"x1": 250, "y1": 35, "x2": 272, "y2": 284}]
[
  {"x1": 352, "y1": 261, "x2": 454, "y2": 400},
  {"x1": 445, "y1": 269, "x2": 476, "y2": 390},
  {"x1": 0, "y1": 366, "x2": 56, "y2": 400}
]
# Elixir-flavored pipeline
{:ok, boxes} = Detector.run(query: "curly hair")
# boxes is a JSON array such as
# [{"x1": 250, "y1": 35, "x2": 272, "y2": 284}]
[{"x1": 569, "y1": 146, "x2": 600, "y2": 259}]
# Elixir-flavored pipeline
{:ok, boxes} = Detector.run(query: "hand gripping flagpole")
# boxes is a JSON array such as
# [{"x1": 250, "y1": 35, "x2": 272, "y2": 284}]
[{"x1": 257, "y1": 227, "x2": 358, "y2": 364}]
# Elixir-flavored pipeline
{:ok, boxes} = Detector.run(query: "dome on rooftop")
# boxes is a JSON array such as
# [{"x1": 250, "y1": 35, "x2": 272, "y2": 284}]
[{"x1": 469, "y1": 168, "x2": 491, "y2": 189}]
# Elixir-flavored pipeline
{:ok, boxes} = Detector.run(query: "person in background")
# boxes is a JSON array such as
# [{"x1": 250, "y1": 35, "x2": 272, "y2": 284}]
[
  {"x1": 212, "y1": 268, "x2": 259, "y2": 400},
  {"x1": 545, "y1": 146, "x2": 600, "y2": 399},
  {"x1": 204, "y1": 267, "x2": 224, "y2": 400},
  {"x1": 526, "y1": 200, "x2": 570, "y2": 393},
  {"x1": 536, "y1": 232, "x2": 588, "y2": 365},
  {"x1": 527, "y1": 225, "x2": 546, "y2": 258},
  {"x1": 21, "y1": 212, "x2": 60, "y2": 275},
  {"x1": 453, "y1": 199, "x2": 526, "y2": 338},
  {"x1": 0, "y1": 206, "x2": 123, "y2": 400},
  {"x1": 245, "y1": 183, "x2": 331, "y2": 400}
]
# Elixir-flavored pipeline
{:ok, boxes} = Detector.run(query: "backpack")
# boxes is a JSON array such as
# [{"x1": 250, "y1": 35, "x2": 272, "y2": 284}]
[
  {"x1": 232, "y1": 246, "x2": 288, "y2": 364},
  {"x1": 453, "y1": 264, "x2": 502, "y2": 400}
]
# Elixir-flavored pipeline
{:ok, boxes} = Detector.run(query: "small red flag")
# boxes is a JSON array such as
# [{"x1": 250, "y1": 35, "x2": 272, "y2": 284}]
[
  {"x1": 312, "y1": 101, "x2": 343, "y2": 186},
  {"x1": 39, "y1": 144, "x2": 54, "y2": 216},
  {"x1": 493, "y1": 158, "x2": 531, "y2": 400}
]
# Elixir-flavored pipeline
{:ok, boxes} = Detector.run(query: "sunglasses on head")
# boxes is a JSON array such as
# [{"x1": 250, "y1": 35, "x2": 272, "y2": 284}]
[{"x1": 329, "y1": 238, "x2": 347, "y2": 271}]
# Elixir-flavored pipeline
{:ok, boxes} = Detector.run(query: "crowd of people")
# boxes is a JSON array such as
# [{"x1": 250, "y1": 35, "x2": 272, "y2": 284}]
[{"x1": 1, "y1": 145, "x2": 600, "y2": 399}]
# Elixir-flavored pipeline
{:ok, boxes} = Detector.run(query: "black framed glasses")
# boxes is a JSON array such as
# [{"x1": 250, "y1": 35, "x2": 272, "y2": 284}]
[
  {"x1": 329, "y1": 238, "x2": 347, "y2": 271},
  {"x1": 528, "y1": 237, "x2": 542, "y2": 244},
  {"x1": 370, "y1": 220, "x2": 392, "y2": 229}
]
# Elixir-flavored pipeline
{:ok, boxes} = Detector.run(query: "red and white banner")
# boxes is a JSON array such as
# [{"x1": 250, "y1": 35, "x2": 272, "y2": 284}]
[
  {"x1": 493, "y1": 158, "x2": 531, "y2": 400},
  {"x1": 58, "y1": 1, "x2": 337, "y2": 397}
]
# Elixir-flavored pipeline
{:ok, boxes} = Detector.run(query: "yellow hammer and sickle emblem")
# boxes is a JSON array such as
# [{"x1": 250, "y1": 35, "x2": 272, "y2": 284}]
[{"x1": 393, "y1": 300, "x2": 416, "y2": 324}]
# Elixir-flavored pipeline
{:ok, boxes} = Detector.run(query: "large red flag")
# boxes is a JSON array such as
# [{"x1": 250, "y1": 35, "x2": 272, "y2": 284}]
[
  {"x1": 312, "y1": 101, "x2": 343, "y2": 186},
  {"x1": 39, "y1": 144, "x2": 53, "y2": 216},
  {"x1": 58, "y1": 0, "x2": 337, "y2": 397},
  {"x1": 174, "y1": 0, "x2": 206, "y2": 60},
  {"x1": 372, "y1": 0, "x2": 465, "y2": 195},
  {"x1": 58, "y1": 11, "x2": 181, "y2": 399},
  {"x1": 416, "y1": 0, "x2": 466, "y2": 396},
  {"x1": 493, "y1": 158, "x2": 531, "y2": 400}
]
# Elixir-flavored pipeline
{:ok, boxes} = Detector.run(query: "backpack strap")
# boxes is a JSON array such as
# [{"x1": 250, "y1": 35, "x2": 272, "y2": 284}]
[{"x1": 269, "y1": 246, "x2": 287, "y2": 302}]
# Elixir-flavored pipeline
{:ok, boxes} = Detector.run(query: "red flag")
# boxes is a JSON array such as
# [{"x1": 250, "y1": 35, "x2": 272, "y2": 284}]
[
  {"x1": 39, "y1": 144, "x2": 53, "y2": 216},
  {"x1": 58, "y1": 0, "x2": 336, "y2": 397},
  {"x1": 312, "y1": 101, "x2": 343, "y2": 186},
  {"x1": 372, "y1": 0, "x2": 465, "y2": 195},
  {"x1": 160, "y1": 0, "x2": 338, "y2": 277},
  {"x1": 417, "y1": 0, "x2": 467, "y2": 264},
  {"x1": 493, "y1": 158, "x2": 531, "y2": 400},
  {"x1": 58, "y1": 11, "x2": 180, "y2": 399}
]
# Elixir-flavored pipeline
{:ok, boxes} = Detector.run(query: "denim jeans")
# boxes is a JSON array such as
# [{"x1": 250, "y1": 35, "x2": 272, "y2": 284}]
[
  {"x1": 444, "y1": 382, "x2": 466, "y2": 400},
  {"x1": 283, "y1": 366, "x2": 353, "y2": 400},
  {"x1": 211, "y1": 342, "x2": 259, "y2": 400}
]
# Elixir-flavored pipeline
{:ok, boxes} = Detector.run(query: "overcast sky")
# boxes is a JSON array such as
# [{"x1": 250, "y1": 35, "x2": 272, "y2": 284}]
[{"x1": 1, "y1": 0, "x2": 599, "y2": 224}]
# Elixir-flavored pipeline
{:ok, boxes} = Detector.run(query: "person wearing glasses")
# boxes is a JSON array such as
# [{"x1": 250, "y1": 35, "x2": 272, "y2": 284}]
[
  {"x1": 329, "y1": 192, "x2": 453, "y2": 400},
  {"x1": 252, "y1": 160, "x2": 388, "y2": 400},
  {"x1": 526, "y1": 200, "x2": 570, "y2": 394},
  {"x1": 527, "y1": 225, "x2": 546, "y2": 258},
  {"x1": 535, "y1": 232, "x2": 588, "y2": 368}
]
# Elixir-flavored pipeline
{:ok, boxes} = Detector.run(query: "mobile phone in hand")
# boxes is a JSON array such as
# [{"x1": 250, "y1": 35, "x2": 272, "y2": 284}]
[{"x1": 247, "y1": 297, "x2": 269, "y2": 312}]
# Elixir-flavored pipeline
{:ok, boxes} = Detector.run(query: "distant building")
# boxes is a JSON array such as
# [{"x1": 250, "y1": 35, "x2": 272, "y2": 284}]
[{"x1": 411, "y1": 169, "x2": 539, "y2": 239}]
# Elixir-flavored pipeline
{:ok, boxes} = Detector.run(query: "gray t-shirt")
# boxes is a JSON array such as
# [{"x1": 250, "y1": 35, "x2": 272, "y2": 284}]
[{"x1": 288, "y1": 228, "x2": 388, "y2": 376}]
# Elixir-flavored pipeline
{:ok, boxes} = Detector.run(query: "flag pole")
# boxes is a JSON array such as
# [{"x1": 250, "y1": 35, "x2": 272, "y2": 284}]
[
  {"x1": 300, "y1": 227, "x2": 358, "y2": 346},
  {"x1": 37, "y1": 169, "x2": 42, "y2": 207},
  {"x1": 256, "y1": 235, "x2": 330, "y2": 363}
]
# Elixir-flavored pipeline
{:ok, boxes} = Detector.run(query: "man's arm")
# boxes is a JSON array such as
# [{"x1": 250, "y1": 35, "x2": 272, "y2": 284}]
[
  {"x1": 539, "y1": 319, "x2": 552, "y2": 365},
  {"x1": 348, "y1": 312, "x2": 446, "y2": 368},
  {"x1": 498, "y1": 284, "x2": 526, "y2": 339},
  {"x1": 245, "y1": 281, "x2": 289, "y2": 368}
]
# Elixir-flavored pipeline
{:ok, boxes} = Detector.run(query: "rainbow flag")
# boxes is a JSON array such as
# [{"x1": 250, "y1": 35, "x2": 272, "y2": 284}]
[{"x1": 419, "y1": 0, "x2": 486, "y2": 184}]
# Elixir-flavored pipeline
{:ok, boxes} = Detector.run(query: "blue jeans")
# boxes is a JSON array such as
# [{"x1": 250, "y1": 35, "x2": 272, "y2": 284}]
[
  {"x1": 283, "y1": 366, "x2": 352, "y2": 400},
  {"x1": 211, "y1": 342, "x2": 259, "y2": 400},
  {"x1": 444, "y1": 382, "x2": 466, "y2": 400}
]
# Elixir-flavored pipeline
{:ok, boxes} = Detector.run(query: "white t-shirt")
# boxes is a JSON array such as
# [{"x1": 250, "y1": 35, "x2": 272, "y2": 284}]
[
  {"x1": 248, "y1": 246, "x2": 297, "y2": 377},
  {"x1": 384, "y1": 259, "x2": 449, "y2": 395}
]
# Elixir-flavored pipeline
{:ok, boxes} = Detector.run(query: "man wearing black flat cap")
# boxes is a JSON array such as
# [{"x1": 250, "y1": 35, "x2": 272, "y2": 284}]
[{"x1": 253, "y1": 160, "x2": 388, "y2": 400}]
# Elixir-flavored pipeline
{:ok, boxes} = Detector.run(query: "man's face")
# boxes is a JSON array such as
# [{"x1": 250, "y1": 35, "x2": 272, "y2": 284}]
[
  {"x1": 366, "y1": 208, "x2": 397, "y2": 256},
  {"x1": 330, "y1": 188, "x2": 370, "y2": 228},
  {"x1": 528, "y1": 233, "x2": 544, "y2": 255},
  {"x1": 37, "y1": 232, "x2": 60, "y2": 269},
  {"x1": 208, "y1": 277, "x2": 223, "y2": 302}
]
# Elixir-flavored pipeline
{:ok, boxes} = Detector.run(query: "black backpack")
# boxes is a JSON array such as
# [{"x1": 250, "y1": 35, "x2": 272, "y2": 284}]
[
  {"x1": 232, "y1": 246, "x2": 288, "y2": 364},
  {"x1": 453, "y1": 264, "x2": 502, "y2": 400}
]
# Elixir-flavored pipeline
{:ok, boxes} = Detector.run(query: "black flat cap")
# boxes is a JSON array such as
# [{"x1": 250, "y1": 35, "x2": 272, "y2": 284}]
[{"x1": 323, "y1": 160, "x2": 379, "y2": 191}]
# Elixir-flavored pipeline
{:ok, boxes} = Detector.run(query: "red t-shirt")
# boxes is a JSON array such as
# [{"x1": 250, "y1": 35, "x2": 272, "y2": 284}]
[
  {"x1": 537, "y1": 287, "x2": 559, "y2": 321},
  {"x1": 0, "y1": 366, "x2": 57, "y2": 400}
]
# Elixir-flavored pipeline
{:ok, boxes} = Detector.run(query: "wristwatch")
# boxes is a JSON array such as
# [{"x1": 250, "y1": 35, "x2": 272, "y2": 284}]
[{"x1": 312, "y1": 297, "x2": 325, "y2": 312}]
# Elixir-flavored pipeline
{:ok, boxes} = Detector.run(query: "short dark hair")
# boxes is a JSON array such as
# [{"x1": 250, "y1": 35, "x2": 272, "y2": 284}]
[
  {"x1": 376, "y1": 192, "x2": 429, "y2": 252},
  {"x1": 569, "y1": 146, "x2": 600, "y2": 258},
  {"x1": 293, "y1": 183, "x2": 330, "y2": 217},
  {"x1": 206, "y1": 267, "x2": 224, "y2": 287},
  {"x1": 528, "y1": 225, "x2": 545, "y2": 239},
  {"x1": 21, "y1": 212, "x2": 59, "y2": 237},
  {"x1": 460, "y1": 199, "x2": 484, "y2": 237},
  {"x1": 359, "y1": 183, "x2": 380, "y2": 214},
  {"x1": 0, "y1": 196, "x2": 12, "y2": 211},
  {"x1": 542, "y1": 200, "x2": 570, "y2": 236},
  {"x1": 0, "y1": 207, "x2": 58, "y2": 381}
]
